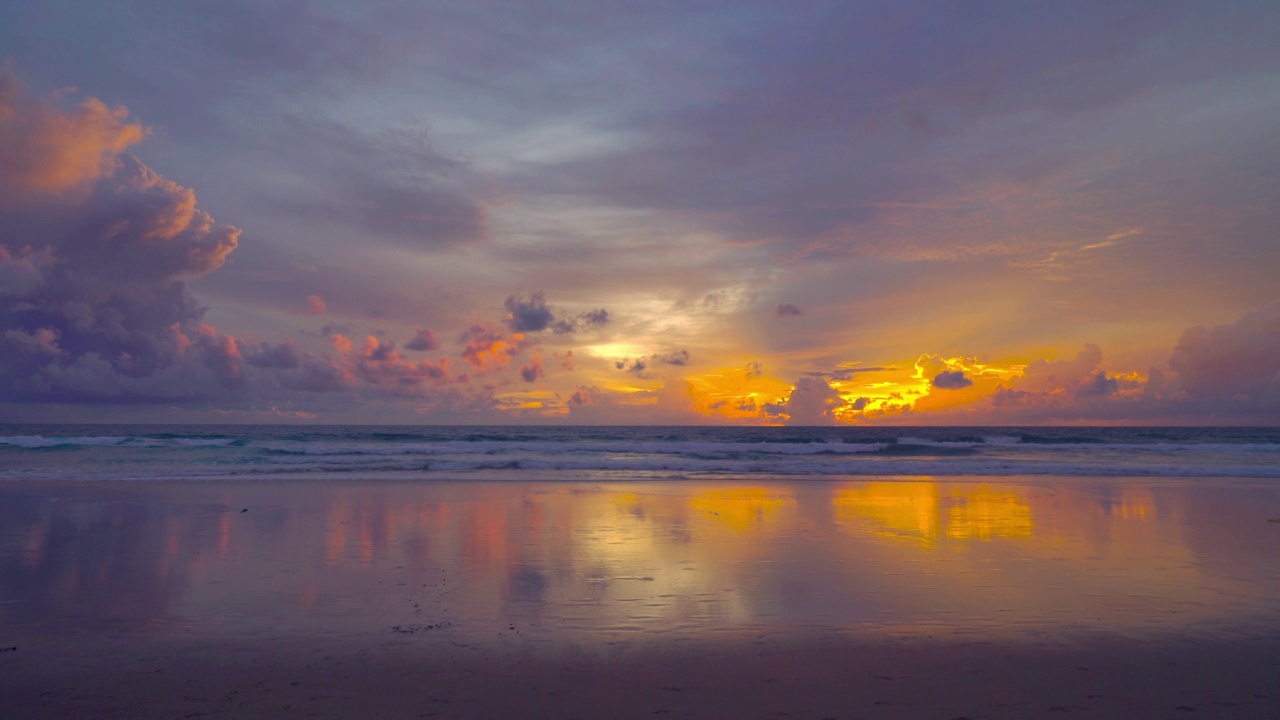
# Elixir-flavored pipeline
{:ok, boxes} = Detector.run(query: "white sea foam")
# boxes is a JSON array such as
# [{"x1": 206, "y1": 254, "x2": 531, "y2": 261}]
[
  {"x1": 894, "y1": 436, "x2": 983, "y2": 448},
  {"x1": 255, "y1": 439, "x2": 891, "y2": 457}
]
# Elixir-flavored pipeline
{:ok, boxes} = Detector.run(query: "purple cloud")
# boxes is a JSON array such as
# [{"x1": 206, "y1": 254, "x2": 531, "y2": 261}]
[
  {"x1": 405, "y1": 328, "x2": 440, "y2": 351},
  {"x1": 932, "y1": 370, "x2": 973, "y2": 390}
]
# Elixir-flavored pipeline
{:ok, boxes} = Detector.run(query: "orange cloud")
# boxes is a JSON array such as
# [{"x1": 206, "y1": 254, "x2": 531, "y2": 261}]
[
  {"x1": 0, "y1": 74, "x2": 148, "y2": 194},
  {"x1": 460, "y1": 324, "x2": 526, "y2": 372}
]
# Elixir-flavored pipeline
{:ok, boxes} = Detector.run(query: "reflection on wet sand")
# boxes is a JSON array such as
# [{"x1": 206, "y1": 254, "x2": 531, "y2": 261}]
[
  {"x1": 832, "y1": 482, "x2": 1033, "y2": 545},
  {"x1": 2, "y1": 479, "x2": 1279, "y2": 648}
]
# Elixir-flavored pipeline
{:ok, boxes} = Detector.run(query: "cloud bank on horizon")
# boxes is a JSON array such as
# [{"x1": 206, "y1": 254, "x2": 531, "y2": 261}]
[{"x1": 1, "y1": 1, "x2": 1277, "y2": 425}]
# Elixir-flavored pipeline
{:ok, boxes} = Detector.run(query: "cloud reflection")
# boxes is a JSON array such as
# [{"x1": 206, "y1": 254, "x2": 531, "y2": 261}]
[{"x1": 3, "y1": 480, "x2": 1278, "y2": 644}]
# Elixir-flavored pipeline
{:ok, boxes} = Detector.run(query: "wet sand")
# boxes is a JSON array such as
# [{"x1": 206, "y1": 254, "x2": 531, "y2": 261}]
[{"x1": 2, "y1": 478, "x2": 1279, "y2": 718}]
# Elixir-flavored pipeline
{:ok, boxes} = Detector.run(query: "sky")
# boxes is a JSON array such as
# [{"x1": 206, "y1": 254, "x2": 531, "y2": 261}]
[{"x1": 1, "y1": 0, "x2": 1278, "y2": 425}]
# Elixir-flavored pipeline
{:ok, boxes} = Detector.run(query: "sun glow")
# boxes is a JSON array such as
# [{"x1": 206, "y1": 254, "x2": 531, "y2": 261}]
[{"x1": 684, "y1": 366, "x2": 792, "y2": 421}]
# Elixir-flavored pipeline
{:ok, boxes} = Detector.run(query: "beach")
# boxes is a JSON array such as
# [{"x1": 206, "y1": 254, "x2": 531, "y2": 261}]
[{"x1": 2, "y1": 475, "x2": 1278, "y2": 719}]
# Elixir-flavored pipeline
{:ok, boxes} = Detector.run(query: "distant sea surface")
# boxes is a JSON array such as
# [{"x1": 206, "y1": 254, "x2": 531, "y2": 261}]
[{"x1": 2, "y1": 425, "x2": 1278, "y2": 482}]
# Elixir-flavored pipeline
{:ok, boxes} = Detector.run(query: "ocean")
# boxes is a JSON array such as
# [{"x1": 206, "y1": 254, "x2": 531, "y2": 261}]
[{"x1": 2, "y1": 424, "x2": 1278, "y2": 482}]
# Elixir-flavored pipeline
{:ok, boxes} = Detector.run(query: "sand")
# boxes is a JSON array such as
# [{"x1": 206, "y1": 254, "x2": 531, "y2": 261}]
[
  {"x1": 2, "y1": 478, "x2": 1279, "y2": 718},
  {"x1": 5, "y1": 632, "x2": 1280, "y2": 719}
]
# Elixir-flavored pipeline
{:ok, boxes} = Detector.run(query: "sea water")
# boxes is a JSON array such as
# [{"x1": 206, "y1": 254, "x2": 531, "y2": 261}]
[{"x1": 2, "y1": 424, "x2": 1279, "y2": 481}]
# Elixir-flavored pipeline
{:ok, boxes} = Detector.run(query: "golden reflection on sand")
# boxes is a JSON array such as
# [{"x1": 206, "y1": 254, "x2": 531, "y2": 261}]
[
  {"x1": 687, "y1": 487, "x2": 793, "y2": 533},
  {"x1": 832, "y1": 481, "x2": 1035, "y2": 545}
]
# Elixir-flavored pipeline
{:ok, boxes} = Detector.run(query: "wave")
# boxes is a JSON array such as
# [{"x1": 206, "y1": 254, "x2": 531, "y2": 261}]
[
  {"x1": 9, "y1": 456, "x2": 1277, "y2": 481},
  {"x1": 255, "y1": 439, "x2": 892, "y2": 457},
  {"x1": 5, "y1": 433, "x2": 1280, "y2": 456},
  {"x1": 3, "y1": 427, "x2": 1278, "y2": 483},
  {"x1": 0, "y1": 435, "x2": 132, "y2": 449},
  {"x1": 0, "y1": 435, "x2": 239, "y2": 449}
]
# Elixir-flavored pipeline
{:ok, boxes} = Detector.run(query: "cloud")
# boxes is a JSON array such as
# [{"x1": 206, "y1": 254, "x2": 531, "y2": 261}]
[
  {"x1": 4, "y1": 327, "x2": 65, "y2": 357},
  {"x1": 290, "y1": 294, "x2": 327, "y2": 316},
  {"x1": 1167, "y1": 299, "x2": 1280, "y2": 411},
  {"x1": 765, "y1": 377, "x2": 847, "y2": 425},
  {"x1": 348, "y1": 336, "x2": 451, "y2": 389},
  {"x1": 616, "y1": 350, "x2": 691, "y2": 377},
  {"x1": 553, "y1": 307, "x2": 611, "y2": 334},
  {"x1": 932, "y1": 370, "x2": 973, "y2": 390},
  {"x1": 244, "y1": 340, "x2": 300, "y2": 370},
  {"x1": 569, "y1": 386, "x2": 596, "y2": 406},
  {"x1": 504, "y1": 291, "x2": 610, "y2": 335},
  {"x1": 504, "y1": 291, "x2": 557, "y2": 332},
  {"x1": 0, "y1": 80, "x2": 245, "y2": 402},
  {"x1": 656, "y1": 350, "x2": 690, "y2": 366},
  {"x1": 0, "y1": 74, "x2": 484, "y2": 413},
  {"x1": 404, "y1": 327, "x2": 440, "y2": 351},
  {"x1": 775, "y1": 303, "x2": 803, "y2": 318},
  {"x1": 806, "y1": 365, "x2": 893, "y2": 381},
  {"x1": 616, "y1": 357, "x2": 649, "y2": 376},
  {"x1": 1016, "y1": 344, "x2": 1113, "y2": 397},
  {"x1": 520, "y1": 353, "x2": 545, "y2": 383},
  {"x1": 579, "y1": 308, "x2": 610, "y2": 327},
  {"x1": 459, "y1": 324, "x2": 526, "y2": 372},
  {"x1": 0, "y1": 73, "x2": 148, "y2": 194},
  {"x1": 252, "y1": 113, "x2": 489, "y2": 251},
  {"x1": 1076, "y1": 369, "x2": 1119, "y2": 397}
]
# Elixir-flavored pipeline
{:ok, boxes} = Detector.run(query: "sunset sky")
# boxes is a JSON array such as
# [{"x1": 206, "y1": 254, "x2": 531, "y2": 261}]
[{"x1": 1, "y1": 0, "x2": 1277, "y2": 425}]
